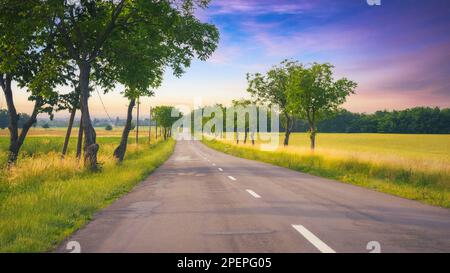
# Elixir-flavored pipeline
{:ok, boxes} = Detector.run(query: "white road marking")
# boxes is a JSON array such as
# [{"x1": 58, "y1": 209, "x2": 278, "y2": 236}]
[
  {"x1": 291, "y1": 225, "x2": 336, "y2": 253},
  {"x1": 227, "y1": 176, "x2": 237, "y2": 181},
  {"x1": 246, "y1": 189, "x2": 261, "y2": 199},
  {"x1": 218, "y1": 168, "x2": 223, "y2": 172}
]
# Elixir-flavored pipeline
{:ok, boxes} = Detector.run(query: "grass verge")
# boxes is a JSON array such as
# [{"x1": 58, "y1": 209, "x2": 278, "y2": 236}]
[
  {"x1": 203, "y1": 139, "x2": 450, "y2": 208},
  {"x1": 0, "y1": 139, "x2": 175, "y2": 252}
]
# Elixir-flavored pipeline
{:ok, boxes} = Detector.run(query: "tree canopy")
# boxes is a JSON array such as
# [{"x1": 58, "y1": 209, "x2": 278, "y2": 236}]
[
  {"x1": 1, "y1": 0, "x2": 219, "y2": 168},
  {"x1": 246, "y1": 60, "x2": 299, "y2": 146}
]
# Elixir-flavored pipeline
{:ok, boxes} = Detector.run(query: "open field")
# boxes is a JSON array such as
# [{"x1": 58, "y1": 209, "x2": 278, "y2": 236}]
[
  {"x1": 0, "y1": 126, "x2": 158, "y2": 137},
  {"x1": 0, "y1": 128, "x2": 175, "y2": 252},
  {"x1": 203, "y1": 133, "x2": 450, "y2": 208},
  {"x1": 0, "y1": 127, "x2": 161, "y2": 165}
]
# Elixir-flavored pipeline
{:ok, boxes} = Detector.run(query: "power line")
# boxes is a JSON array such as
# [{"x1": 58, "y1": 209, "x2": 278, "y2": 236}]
[{"x1": 95, "y1": 88, "x2": 114, "y2": 124}]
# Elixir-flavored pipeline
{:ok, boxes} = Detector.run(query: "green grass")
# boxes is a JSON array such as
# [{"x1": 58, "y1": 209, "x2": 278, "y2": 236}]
[
  {"x1": 0, "y1": 136, "x2": 175, "y2": 252},
  {"x1": 203, "y1": 133, "x2": 450, "y2": 208}
]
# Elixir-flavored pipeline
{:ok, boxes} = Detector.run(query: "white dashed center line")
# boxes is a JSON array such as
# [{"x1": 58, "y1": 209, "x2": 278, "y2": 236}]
[
  {"x1": 246, "y1": 189, "x2": 261, "y2": 199},
  {"x1": 227, "y1": 176, "x2": 237, "y2": 181},
  {"x1": 291, "y1": 225, "x2": 336, "y2": 253},
  {"x1": 218, "y1": 168, "x2": 223, "y2": 172}
]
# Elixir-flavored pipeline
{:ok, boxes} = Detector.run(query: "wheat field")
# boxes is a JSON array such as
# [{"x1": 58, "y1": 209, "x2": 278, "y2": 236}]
[{"x1": 204, "y1": 133, "x2": 450, "y2": 208}]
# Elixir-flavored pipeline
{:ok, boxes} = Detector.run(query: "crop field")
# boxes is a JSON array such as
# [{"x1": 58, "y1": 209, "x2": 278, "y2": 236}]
[{"x1": 203, "y1": 133, "x2": 450, "y2": 208}]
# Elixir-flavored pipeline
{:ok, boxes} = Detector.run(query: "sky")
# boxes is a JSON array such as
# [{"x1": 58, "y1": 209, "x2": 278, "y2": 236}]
[{"x1": 2, "y1": 0, "x2": 450, "y2": 119}]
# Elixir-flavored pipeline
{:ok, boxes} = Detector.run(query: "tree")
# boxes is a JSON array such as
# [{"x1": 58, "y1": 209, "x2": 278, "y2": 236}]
[
  {"x1": 153, "y1": 106, "x2": 180, "y2": 140},
  {"x1": 105, "y1": 0, "x2": 218, "y2": 162},
  {"x1": 45, "y1": 0, "x2": 218, "y2": 170},
  {"x1": 247, "y1": 60, "x2": 298, "y2": 146},
  {"x1": 231, "y1": 99, "x2": 253, "y2": 144},
  {"x1": 0, "y1": 0, "x2": 64, "y2": 163},
  {"x1": 57, "y1": 81, "x2": 82, "y2": 158},
  {"x1": 287, "y1": 63, "x2": 357, "y2": 150}
]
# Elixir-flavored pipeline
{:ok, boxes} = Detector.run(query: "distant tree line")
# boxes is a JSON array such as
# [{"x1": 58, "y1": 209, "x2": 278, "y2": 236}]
[
  {"x1": 288, "y1": 107, "x2": 450, "y2": 134},
  {"x1": 0, "y1": 109, "x2": 32, "y2": 129},
  {"x1": 3, "y1": 106, "x2": 448, "y2": 135}
]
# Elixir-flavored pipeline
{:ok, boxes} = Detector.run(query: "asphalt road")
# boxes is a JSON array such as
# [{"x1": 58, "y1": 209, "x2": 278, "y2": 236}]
[{"x1": 58, "y1": 140, "x2": 450, "y2": 253}]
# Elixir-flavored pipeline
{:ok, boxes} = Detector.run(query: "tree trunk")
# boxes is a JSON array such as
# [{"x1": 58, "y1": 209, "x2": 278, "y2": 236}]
[
  {"x1": 148, "y1": 107, "x2": 151, "y2": 143},
  {"x1": 283, "y1": 114, "x2": 292, "y2": 146},
  {"x1": 76, "y1": 114, "x2": 83, "y2": 160},
  {"x1": 2, "y1": 75, "x2": 19, "y2": 163},
  {"x1": 155, "y1": 120, "x2": 158, "y2": 140},
  {"x1": 1, "y1": 75, "x2": 38, "y2": 164},
  {"x1": 136, "y1": 96, "x2": 139, "y2": 145},
  {"x1": 244, "y1": 129, "x2": 248, "y2": 144},
  {"x1": 62, "y1": 108, "x2": 76, "y2": 158},
  {"x1": 114, "y1": 98, "x2": 135, "y2": 162},
  {"x1": 310, "y1": 127, "x2": 316, "y2": 150},
  {"x1": 78, "y1": 62, "x2": 98, "y2": 170}
]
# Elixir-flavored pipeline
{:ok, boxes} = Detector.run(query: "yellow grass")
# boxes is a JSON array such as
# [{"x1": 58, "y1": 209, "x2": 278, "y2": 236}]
[
  {"x1": 203, "y1": 133, "x2": 450, "y2": 207},
  {"x1": 0, "y1": 133, "x2": 175, "y2": 252},
  {"x1": 227, "y1": 133, "x2": 450, "y2": 174}
]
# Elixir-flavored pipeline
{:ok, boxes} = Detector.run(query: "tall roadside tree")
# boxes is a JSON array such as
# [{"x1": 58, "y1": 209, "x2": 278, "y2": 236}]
[
  {"x1": 57, "y1": 83, "x2": 81, "y2": 158},
  {"x1": 108, "y1": 38, "x2": 161, "y2": 162},
  {"x1": 153, "y1": 106, "x2": 180, "y2": 140},
  {"x1": 231, "y1": 99, "x2": 253, "y2": 144},
  {"x1": 100, "y1": 1, "x2": 218, "y2": 162},
  {"x1": 49, "y1": 0, "x2": 218, "y2": 170},
  {"x1": 287, "y1": 63, "x2": 357, "y2": 150},
  {"x1": 246, "y1": 60, "x2": 299, "y2": 146},
  {"x1": 0, "y1": 0, "x2": 64, "y2": 163}
]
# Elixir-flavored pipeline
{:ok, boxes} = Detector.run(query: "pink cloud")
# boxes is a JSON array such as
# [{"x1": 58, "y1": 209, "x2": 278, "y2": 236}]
[{"x1": 208, "y1": 0, "x2": 317, "y2": 15}]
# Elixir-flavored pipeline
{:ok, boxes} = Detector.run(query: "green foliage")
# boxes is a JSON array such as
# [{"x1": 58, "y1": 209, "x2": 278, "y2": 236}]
[
  {"x1": 0, "y1": 0, "x2": 68, "y2": 108},
  {"x1": 246, "y1": 60, "x2": 300, "y2": 144},
  {"x1": 286, "y1": 62, "x2": 357, "y2": 127},
  {"x1": 153, "y1": 106, "x2": 181, "y2": 129},
  {"x1": 246, "y1": 60, "x2": 298, "y2": 113},
  {"x1": 105, "y1": 124, "x2": 113, "y2": 131}
]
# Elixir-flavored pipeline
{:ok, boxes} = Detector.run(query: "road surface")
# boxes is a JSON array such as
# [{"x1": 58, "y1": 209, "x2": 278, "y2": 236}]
[{"x1": 58, "y1": 140, "x2": 450, "y2": 253}]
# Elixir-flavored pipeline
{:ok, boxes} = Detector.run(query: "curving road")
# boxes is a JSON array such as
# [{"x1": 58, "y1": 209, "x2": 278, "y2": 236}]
[{"x1": 58, "y1": 140, "x2": 450, "y2": 253}]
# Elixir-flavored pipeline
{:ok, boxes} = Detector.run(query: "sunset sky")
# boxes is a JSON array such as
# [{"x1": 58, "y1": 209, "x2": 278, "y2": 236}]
[{"x1": 2, "y1": 0, "x2": 450, "y2": 119}]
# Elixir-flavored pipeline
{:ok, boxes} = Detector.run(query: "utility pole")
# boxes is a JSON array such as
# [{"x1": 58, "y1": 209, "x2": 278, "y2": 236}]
[
  {"x1": 136, "y1": 96, "x2": 140, "y2": 144},
  {"x1": 155, "y1": 118, "x2": 158, "y2": 140},
  {"x1": 149, "y1": 106, "x2": 152, "y2": 143}
]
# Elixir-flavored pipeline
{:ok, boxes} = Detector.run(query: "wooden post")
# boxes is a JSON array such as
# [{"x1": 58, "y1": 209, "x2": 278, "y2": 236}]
[
  {"x1": 62, "y1": 108, "x2": 76, "y2": 158},
  {"x1": 155, "y1": 119, "x2": 158, "y2": 140},
  {"x1": 149, "y1": 106, "x2": 152, "y2": 143},
  {"x1": 76, "y1": 114, "x2": 83, "y2": 160},
  {"x1": 136, "y1": 96, "x2": 139, "y2": 144}
]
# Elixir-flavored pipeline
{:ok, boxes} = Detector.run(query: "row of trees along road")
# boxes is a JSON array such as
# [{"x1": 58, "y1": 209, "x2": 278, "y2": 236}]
[
  {"x1": 152, "y1": 106, "x2": 181, "y2": 141},
  {"x1": 0, "y1": 0, "x2": 219, "y2": 168},
  {"x1": 247, "y1": 60, "x2": 357, "y2": 150}
]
